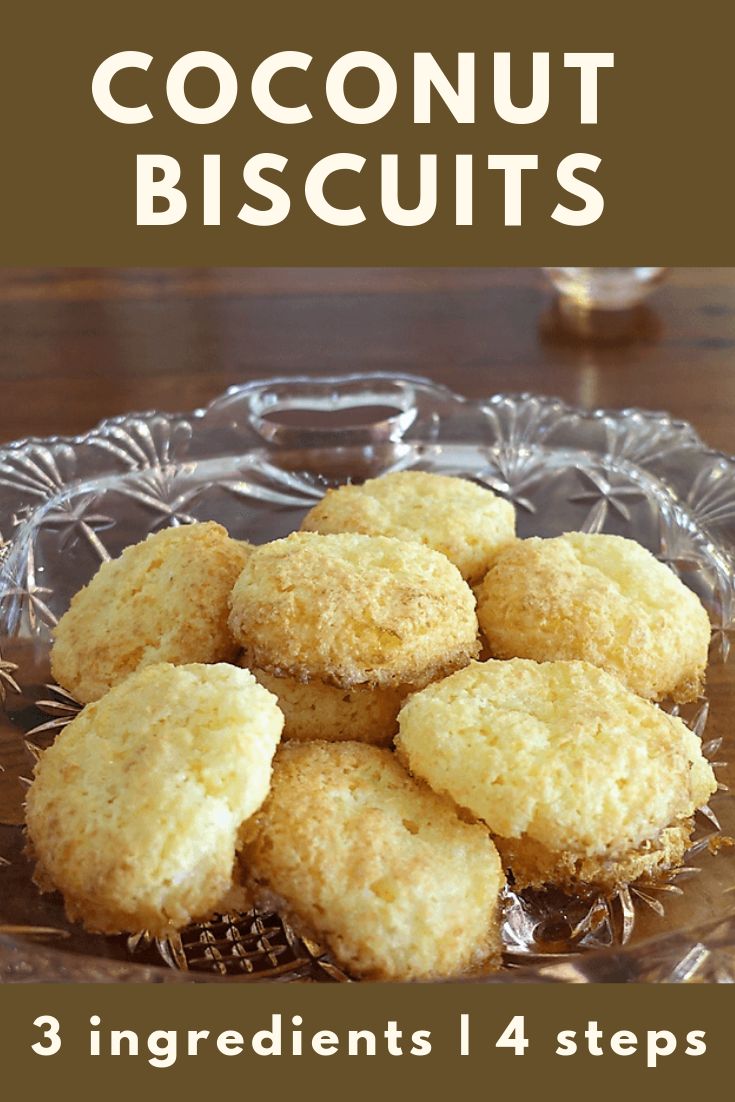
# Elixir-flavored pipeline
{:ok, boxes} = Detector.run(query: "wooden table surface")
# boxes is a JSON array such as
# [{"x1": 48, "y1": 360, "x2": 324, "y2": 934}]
[{"x1": 0, "y1": 266, "x2": 733, "y2": 454}]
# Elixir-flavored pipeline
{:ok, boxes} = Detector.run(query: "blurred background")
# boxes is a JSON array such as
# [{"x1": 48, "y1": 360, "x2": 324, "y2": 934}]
[{"x1": 0, "y1": 267, "x2": 732, "y2": 452}]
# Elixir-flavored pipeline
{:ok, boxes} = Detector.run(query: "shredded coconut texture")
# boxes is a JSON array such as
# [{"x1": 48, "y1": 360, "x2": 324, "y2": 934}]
[
  {"x1": 242, "y1": 741, "x2": 503, "y2": 980},
  {"x1": 248, "y1": 665, "x2": 407, "y2": 745},
  {"x1": 301, "y1": 470, "x2": 516, "y2": 583},
  {"x1": 476, "y1": 533, "x2": 711, "y2": 702},
  {"x1": 26, "y1": 663, "x2": 283, "y2": 935},
  {"x1": 396, "y1": 659, "x2": 716, "y2": 890},
  {"x1": 229, "y1": 532, "x2": 480, "y2": 688},
  {"x1": 51, "y1": 522, "x2": 251, "y2": 702}
]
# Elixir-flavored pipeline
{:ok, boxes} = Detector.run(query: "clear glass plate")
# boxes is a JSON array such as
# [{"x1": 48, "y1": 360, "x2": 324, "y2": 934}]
[{"x1": 1, "y1": 373, "x2": 733, "y2": 983}]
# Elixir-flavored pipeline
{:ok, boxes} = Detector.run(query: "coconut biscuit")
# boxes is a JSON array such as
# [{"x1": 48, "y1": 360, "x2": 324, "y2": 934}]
[
  {"x1": 301, "y1": 470, "x2": 516, "y2": 583},
  {"x1": 51, "y1": 522, "x2": 251, "y2": 703},
  {"x1": 241, "y1": 741, "x2": 504, "y2": 980},
  {"x1": 396, "y1": 659, "x2": 716, "y2": 892},
  {"x1": 228, "y1": 532, "x2": 480, "y2": 689},
  {"x1": 249, "y1": 666, "x2": 407, "y2": 745},
  {"x1": 476, "y1": 533, "x2": 711, "y2": 702},
  {"x1": 25, "y1": 663, "x2": 283, "y2": 936}
]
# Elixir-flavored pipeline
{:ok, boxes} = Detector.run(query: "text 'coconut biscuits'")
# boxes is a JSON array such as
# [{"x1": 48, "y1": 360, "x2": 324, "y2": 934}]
[
  {"x1": 241, "y1": 741, "x2": 504, "y2": 980},
  {"x1": 25, "y1": 663, "x2": 283, "y2": 936},
  {"x1": 249, "y1": 665, "x2": 407, "y2": 745},
  {"x1": 396, "y1": 659, "x2": 716, "y2": 892},
  {"x1": 301, "y1": 470, "x2": 516, "y2": 583},
  {"x1": 476, "y1": 532, "x2": 711, "y2": 702},
  {"x1": 229, "y1": 532, "x2": 480, "y2": 689},
  {"x1": 51, "y1": 522, "x2": 251, "y2": 703}
]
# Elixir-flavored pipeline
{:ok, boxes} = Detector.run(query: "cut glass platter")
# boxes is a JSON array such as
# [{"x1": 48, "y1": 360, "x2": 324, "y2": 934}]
[{"x1": 1, "y1": 372, "x2": 734, "y2": 983}]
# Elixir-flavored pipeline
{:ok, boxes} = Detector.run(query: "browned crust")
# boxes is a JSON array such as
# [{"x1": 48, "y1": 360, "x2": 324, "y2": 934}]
[{"x1": 495, "y1": 818, "x2": 695, "y2": 893}]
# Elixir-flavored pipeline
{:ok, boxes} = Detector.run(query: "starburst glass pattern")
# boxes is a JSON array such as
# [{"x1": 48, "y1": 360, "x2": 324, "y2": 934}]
[
  {"x1": 0, "y1": 443, "x2": 76, "y2": 504},
  {"x1": 602, "y1": 409, "x2": 701, "y2": 469},
  {"x1": 568, "y1": 466, "x2": 648, "y2": 533},
  {"x1": 40, "y1": 494, "x2": 114, "y2": 560},
  {"x1": 0, "y1": 541, "x2": 56, "y2": 636},
  {"x1": 23, "y1": 684, "x2": 82, "y2": 755},
  {"x1": 1, "y1": 377, "x2": 734, "y2": 983},
  {"x1": 0, "y1": 651, "x2": 19, "y2": 706},
  {"x1": 477, "y1": 395, "x2": 571, "y2": 514},
  {"x1": 687, "y1": 456, "x2": 735, "y2": 536}
]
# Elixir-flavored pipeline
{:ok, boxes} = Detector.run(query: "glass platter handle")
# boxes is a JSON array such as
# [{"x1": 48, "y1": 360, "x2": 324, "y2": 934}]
[{"x1": 204, "y1": 372, "x2": 460, "y2": 450}]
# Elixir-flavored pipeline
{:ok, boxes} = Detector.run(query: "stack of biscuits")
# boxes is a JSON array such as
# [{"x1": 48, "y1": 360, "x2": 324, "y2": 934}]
[{"x1": 25, "y1": 469, "x2": 717, "y2": 981}]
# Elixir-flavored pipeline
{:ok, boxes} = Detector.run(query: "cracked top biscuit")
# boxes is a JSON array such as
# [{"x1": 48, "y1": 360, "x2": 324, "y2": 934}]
[
  {"x1": 301, "y1": 470, "x2": 516, "y2": 583},
  {"x1": 51, "y1": 522, "x2": 251, "y2": 703},
  {"x1": 396, "y1": 659, "x2": 716, "y2": 890},
  {"x1": 476, "y1": 532, "x2": 711, "y2": 702},
  {"x1": 25, "y1": 663, "x2": 283, "y2": 936},
  {"x1": 229, "y1": 531, "x2": 480, "y2": 689}
]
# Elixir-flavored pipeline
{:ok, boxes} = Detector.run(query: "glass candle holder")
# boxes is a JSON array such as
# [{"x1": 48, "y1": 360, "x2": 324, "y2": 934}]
[
  {"x1": 543, "y1": 267, "x2": 668, "y2": 311},
  {"x1": 541, "y1": 267, "x2": 669, "y2": 342}
]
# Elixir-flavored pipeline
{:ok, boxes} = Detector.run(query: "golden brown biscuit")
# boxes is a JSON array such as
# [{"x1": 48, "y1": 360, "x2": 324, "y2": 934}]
[
  {"x1": 51, "y1": 522, "x2": 251, "y2": 702},
  {"x1": 228, "y1": 532, "x2": 480, "y2": 689},
  {"x1": 301, "y1": 470, "x2": 516, "y2": 583},
  {"x1": 241, "y1": 741, "x2": 504, "y2": 980},
  {"x1": 476, "y1": 533, "x2": 711, "y2": 702},
  {"x1": 25, "y1": 663, "x2": 283, "y2": 936},
  {"x1": 396, "y1": 659, "x2": 716, "y2": 892},
  {"x1": 248, "y1": 666, "x2": 407, "y2": 745}
]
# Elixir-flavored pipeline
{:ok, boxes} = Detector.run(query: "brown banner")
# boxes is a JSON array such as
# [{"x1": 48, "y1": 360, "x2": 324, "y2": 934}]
[
  {"x1": 0, "y1": 983, "x2": 731, "y2": 1096},
  {"x1": 2, "y1": 0, "x2": 734, "y2": 265}
]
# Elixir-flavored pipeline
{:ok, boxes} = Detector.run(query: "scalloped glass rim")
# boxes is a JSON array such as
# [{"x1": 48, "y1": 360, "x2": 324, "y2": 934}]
[{"x1": 1, "y1": 372, "x2": 734, "y2": 984}]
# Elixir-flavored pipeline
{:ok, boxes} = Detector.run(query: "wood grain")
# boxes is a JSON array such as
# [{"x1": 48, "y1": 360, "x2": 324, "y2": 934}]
[{"x1": 0, "y1": 267, "x2": 733, "y2": 453}]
